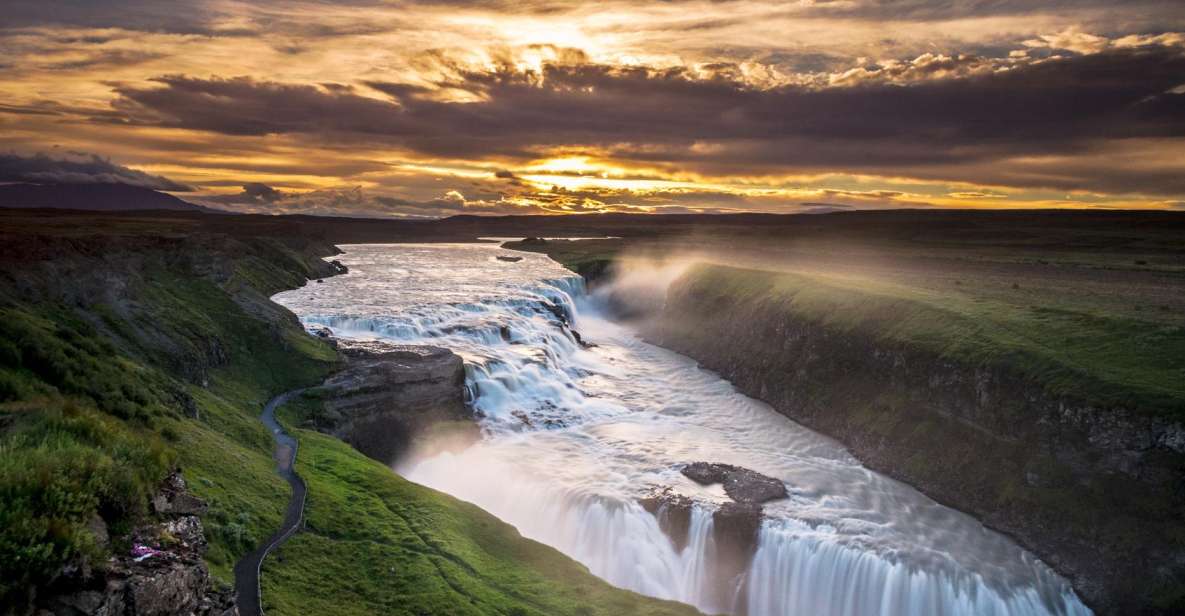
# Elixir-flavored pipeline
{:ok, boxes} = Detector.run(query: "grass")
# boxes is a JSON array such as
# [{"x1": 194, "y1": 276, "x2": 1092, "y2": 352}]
[
  {"x1": 0, "y1": 227, "x2": 340, "y2": 606},
  {"x1": 503, "y1": 239, "x2": 620, "y2": 284},
  {"x1": 263, "y1": 397, "x2": 704, "y2": 616},
  {"x1": 678, "y1": 264, "x2": 1185, "y2": 415}
]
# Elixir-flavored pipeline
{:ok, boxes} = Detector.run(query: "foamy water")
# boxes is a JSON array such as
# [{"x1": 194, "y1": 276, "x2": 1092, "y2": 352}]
[{"x1": 273, "y1": 243, "x2": 1090, "y2": 616}]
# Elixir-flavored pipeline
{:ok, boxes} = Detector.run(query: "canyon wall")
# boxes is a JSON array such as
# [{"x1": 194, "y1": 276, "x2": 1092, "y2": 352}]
[{"x1": 643, "y1": 265, "x2": 1185, "y2": 614}]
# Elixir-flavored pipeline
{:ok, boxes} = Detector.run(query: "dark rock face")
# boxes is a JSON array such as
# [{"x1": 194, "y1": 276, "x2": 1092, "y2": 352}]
[
  {"x1": 681, "y1": 462, "x2": 787, "y2": 505},
  {"x1": 639, "y1": 463, "x2": 785, "y2": 610},
  {"x1": 648, "y1": 272, "x2": 1185, "y2": 613},
  {"x1": 639, "y1": 488, "x2": 694, "y2": 551},
  {"x1": 38, "y1": 473, "x2": 236, "y2": 616},
  {"x1": 312, "y1": 342, "x2": 471, "y2": 465},
  {"x1": 710, "y1": 500, "x2": 764, "y2": 609}
]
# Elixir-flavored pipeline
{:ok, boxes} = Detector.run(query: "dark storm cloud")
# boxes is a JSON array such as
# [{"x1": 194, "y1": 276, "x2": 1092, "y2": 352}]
[
  {"x1": 46, "y1": 49, "x2": 166, "y2": 71},
  {"x1": 0, "y1": 151, "x2": 192, "y2": 191},
  {"x1": 241, "y1": 182, "x2": 285, "y2": 203},
  {"x1": 1, "y1": 1, "x2": 234, "y2": 34},
  {"x1": 107, "y1": 46, "x2": 1185, "y2": 193},
  {"x1": 0, "y1": 0, "x2": 395, "y2": 35}
]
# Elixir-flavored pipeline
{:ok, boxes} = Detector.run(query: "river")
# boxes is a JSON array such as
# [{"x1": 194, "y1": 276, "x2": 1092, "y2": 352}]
[{"x1": 273, "y1": 243, "x2": 1090, "y2": 616}]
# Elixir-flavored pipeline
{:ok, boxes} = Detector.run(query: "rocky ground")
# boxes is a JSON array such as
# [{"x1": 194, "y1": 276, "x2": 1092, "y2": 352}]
[{"x1": 36, "y1": 473, "x2": 236, "y2": 616}]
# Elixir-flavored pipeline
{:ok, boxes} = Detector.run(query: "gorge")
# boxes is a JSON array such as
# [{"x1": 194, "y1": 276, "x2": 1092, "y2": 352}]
[{"x1": 273, "y1": 242, "x2": 1091, "y2": 616}]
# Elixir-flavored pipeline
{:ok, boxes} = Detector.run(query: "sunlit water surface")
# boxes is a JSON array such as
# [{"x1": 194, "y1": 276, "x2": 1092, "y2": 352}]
[{"x1": 274, "y1": 243, "x2": 1090, "y2": 616}]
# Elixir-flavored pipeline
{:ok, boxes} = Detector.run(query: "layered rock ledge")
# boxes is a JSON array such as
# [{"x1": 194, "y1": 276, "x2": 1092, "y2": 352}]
[
  {"x1": 300, "y1": 341, "x2": 472, "y2": 465},
  {"x1": 37, "y1": 473, "x2": 235, "y2": 616}
]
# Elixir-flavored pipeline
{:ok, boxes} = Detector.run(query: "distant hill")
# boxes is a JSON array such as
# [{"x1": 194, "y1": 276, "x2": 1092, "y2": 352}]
[{"x1": 0, "y1": 182, "x2": 219, "y2": 213}]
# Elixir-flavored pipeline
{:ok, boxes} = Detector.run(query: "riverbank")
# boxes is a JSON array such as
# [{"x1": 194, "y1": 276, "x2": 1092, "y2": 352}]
[
  {"x1": 509, "y1": 227, "x2": 1185, "y2": 614},
  {"x1": 0, "y1": 211, "x2": 704, "y2": 615}
]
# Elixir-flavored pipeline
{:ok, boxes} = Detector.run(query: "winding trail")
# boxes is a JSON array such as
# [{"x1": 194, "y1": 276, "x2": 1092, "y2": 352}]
[{"x1": 233, "y1": 389, "x2": 307, "y2": 616}]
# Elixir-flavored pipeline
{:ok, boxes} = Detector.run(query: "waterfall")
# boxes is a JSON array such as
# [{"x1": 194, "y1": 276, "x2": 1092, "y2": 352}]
[{"x1": 273, "y1": 243, "x2": 1092, "y2": 616}]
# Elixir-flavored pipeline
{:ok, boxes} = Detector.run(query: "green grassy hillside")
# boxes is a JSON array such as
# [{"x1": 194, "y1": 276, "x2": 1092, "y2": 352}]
[
  {"x1": 265, "y1": 396, "x2": 701, "y2": 616},
  {"x1": 0, "y1": 214, "x2": 706, "y2": 615},
  {"x1": 0, "y1": 227, "x2": 341, "y2": 605}
]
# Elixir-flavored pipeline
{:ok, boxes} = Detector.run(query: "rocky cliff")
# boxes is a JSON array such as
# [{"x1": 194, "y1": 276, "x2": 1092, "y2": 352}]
[
  {"x1": 293, "y1": 340, "x2": 472, "y2": 465},
  {"x1": 645, "y1": 266, "x2": 1185, "y2": 614},
  {"x1": 36, "y1": 473, "x2": 236, "y2": 616}
]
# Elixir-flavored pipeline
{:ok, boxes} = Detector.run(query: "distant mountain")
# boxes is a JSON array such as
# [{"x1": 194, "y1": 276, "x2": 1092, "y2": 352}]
[{"x1": 0, "y1": 183, "x2": 219, "y2": 213}]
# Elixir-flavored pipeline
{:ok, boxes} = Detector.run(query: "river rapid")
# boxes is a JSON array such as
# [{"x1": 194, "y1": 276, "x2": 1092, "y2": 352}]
[{"x1": 273, "y1": 243, "x2": 1090, "y2": 616}]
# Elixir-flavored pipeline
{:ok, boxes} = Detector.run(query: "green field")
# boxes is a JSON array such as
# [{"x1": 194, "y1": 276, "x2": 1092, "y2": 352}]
[{"x1": 679, "y1": 263, "x2": 1185, "y2": 415}]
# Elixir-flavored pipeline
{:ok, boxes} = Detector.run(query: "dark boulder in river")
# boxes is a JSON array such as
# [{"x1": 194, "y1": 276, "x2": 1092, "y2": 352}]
[
  {"x1": 681, "y1": 462, "x2": 788, "y2": 504},
  {"x1": 497, "y1": 255, "x2": 523, "y2": 262},
  {"x1": 639, "y1": 487, "x2": 694, "y2": 552}
]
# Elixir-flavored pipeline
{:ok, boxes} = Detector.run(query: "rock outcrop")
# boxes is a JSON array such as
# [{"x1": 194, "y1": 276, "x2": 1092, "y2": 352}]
[
  {"x1": 639, "y1": 488, "x2": 694, "y2": 552},
  {"x1": 37, "y1": 473, "x2": 236, "y2": 616},
  {"x1": 681, "y1": 462, "x2": 788, "y2": 505},
  {"x1": 640, "y1": 463, "x2": 787, "y2": 610},
  {"x1": 306, "y1": 341, "x2": 472, "y2": 465}
]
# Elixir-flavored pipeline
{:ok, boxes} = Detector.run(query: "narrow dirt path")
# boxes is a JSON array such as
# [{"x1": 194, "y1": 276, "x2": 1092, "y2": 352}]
[{"x1": 233, "y1": 389, "x2": 307, "y2": 616}]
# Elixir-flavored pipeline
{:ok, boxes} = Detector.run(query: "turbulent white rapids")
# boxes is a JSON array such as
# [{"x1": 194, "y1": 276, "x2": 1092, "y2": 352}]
[{"x1": 274, "y1": 243, "x2": 1091, "y2": 616}]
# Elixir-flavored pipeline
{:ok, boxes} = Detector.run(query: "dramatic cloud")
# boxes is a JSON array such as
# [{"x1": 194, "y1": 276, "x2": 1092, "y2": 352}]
[
  {"x1": 104, "y1": 46, "x2": 1185, "y2": 194},
  {"x1": 0, "y1": 151, "x2": 192, "y2": 191},
  {"x1": 1, "y1": 0, "x2": 1183, "y2": 215}
]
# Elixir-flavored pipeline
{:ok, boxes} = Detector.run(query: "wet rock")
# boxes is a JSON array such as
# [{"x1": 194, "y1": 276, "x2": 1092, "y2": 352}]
[
  {"x1": 570, "y1": 329, "x2": 596, "y2": 349},
  {"x1": 329, "y1": 259, "x2": 348, "y2": 274},
  {"x1": 681, "y1": 462, "x2": 787, "y2": 504},
  {"x1": 540, "y1": 301, "x2": 570, "y2": 325},
  {"x1": 709, "y1": 500, "x2": 764, "y2": 609},
  {"x1": 313, "y1": 343, "x2": 471, "y2": 464},
  {"x1": 639, "y1": 488, "x2": 694, "y2": 551},
  {"x1": 511, "y1": 410, "x2": 535, "y2": 428},
  {"x1": 496, "y1": 255, "x2": 523, "y2": 262},
  {"x1": 713, "y1": 501, "x2": 764, "y2": 562}
]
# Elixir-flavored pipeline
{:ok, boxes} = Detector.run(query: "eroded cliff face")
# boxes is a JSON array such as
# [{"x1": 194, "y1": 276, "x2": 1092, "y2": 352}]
[
  {"x1": 295, "y1": 341, "x2": 472, "y2": 465},
  {"x1": 645, "y1": 273, "x2": 1185, "y2": 614}
]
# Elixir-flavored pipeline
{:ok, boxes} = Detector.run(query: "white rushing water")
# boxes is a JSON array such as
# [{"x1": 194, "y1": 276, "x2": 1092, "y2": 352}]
[{"x1": 274, "y1": 243, "x2": 1091, "y2": 616}]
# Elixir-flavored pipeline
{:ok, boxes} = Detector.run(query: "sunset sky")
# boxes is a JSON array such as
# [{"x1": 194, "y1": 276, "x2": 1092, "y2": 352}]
[{"x1": 2, "y1": 0, "x2": 1184, "y2": 217}]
